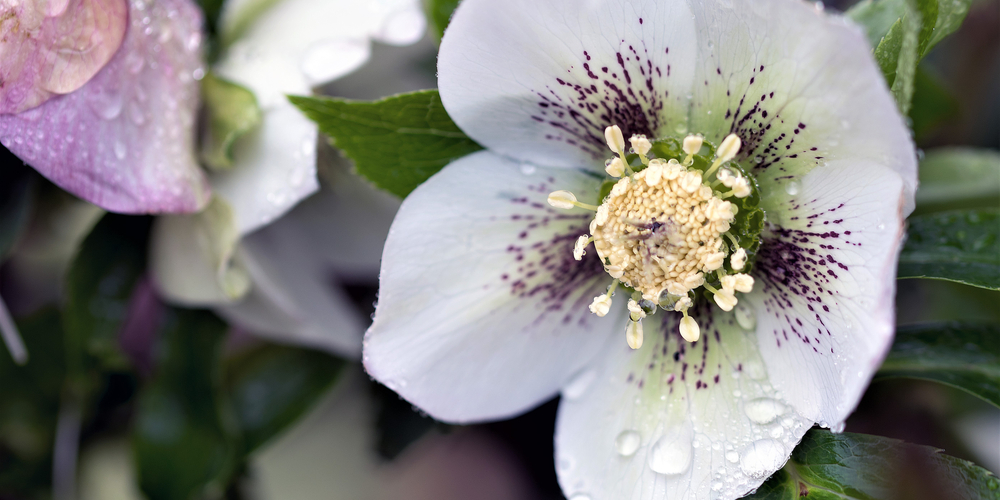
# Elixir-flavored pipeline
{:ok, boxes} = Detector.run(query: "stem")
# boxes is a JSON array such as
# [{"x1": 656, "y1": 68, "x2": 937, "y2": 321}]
[
  {"x1": 53, "y1": 394, "x2": 83, "y2": 500},
  {"x1": 0, "y1": 292, "x2": 28, "y2": 365}
]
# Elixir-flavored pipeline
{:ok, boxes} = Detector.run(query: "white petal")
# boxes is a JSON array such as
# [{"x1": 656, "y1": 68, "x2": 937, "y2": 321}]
[
  {"x1": 215, "y1": 165, "x2": 400, "y2": 357},
  {"x1": 685, "y1": 0, "x2": 916, "y2": 213},
  {"x1": 746, "y1": 160, "x2": 905, "y2": 427},
  {"x1": 556, "y1": 309, "x2": 812, "y2": 500},
  {"x1": 364, "y1": 151, "x2": 623, "y2": 423},
  {"x1": 207, "y1": 102, "x2": 320, "y2": 234},
  {"x1": 212, "y1": 0, "x2": 424, "y2": 234},
  {"x1": 150, "y1": 197, "x2": 251, "y2": 305},
  {"x1": 438, "y1": 0, "x2": 697, "y2": 170}
]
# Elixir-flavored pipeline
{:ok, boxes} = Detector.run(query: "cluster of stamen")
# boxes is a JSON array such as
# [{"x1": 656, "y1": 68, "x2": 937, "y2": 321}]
[{"x1": 548, "y1": 125, "x2": 757, "y2": 348}]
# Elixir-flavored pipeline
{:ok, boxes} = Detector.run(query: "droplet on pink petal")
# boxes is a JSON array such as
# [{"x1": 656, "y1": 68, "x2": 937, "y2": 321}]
[
  {"x1": 0, "y1": 0, "x2": 128, "y2": 113},
  {"x1": 0, "y1": 0, "x2": 211, "y2": 214}
]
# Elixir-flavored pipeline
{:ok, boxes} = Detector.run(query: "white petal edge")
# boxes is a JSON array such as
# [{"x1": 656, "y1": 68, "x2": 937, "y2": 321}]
[
  {"x1": 438, "y1": 0, "x2": 698, "y2": 170},
  {"x1": 556, "y1": 310, "x2": 812, "y2": 500},
  {"x1": 364, "y1": 150, "x2": 624, "y2": 423},
  {"x1": 684, "y1": 0, "x2": 916, "y2": 214},
  {"x1": 746, "y1": 159, "x2": 905, "y2": 427}
]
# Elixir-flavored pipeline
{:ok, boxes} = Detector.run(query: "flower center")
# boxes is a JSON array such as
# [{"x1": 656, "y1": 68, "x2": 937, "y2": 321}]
[{"x1": 548, "y1": 125, "x2": 762, "y2": 349}]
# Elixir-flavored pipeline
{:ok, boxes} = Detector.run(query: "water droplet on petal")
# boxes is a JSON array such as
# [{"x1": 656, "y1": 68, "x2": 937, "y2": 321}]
[
  {"x1": 563, "y1": 369, "x2": 597, "y2": 400},
  {"x1": 114, "y1": 140, "x2": 127, "y2": 160},
  {"x1": 647, "y1": 427, "x2": 693, "y2": 475},
  {"x1": 739, "y1": 439, "x2": 786, "y2": 478},
  {"x1": 568, "y1": 494, "x2": 591, "y2": 500},
  {"x1": 521, "y1": 164, "x2": 537, "y2": 175},
  {"x1": 830, "y1": 421, "x2": 846, "y2": 434},
  {"x1": 784, "y1": 181, "x2": 800, "y2": 196},
  {"x1": 615, "y1": 430, "x2": 641, "y2": 456},
  {"x1": 744, "y1": 398, "x2": 786, "y2": 424},
  {"x1": 735, "y1": 304, "x2": 756, "y2": 330},
  {"x1": 725, "y1": 451, "x2": 740, "y2": 463}
]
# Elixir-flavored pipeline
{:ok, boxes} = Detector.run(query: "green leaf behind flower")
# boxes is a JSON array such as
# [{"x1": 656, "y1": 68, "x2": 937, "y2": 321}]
[
  {"x1": 65, "y1": 214, "x2": 150, "y2": 372},
  {"x1": 848, "y1": 0, "x2": 972, "y2": 114},
  {"x1": 0, "y1": 174, "x2": 34, "y2": 260},
  {"x1": 915, "y1": 147, "x2": 1000, "y2": 213},
  {"x1": 898, "y1": 209, "x2": 1000, "y2": 290},
  {"x1": 876, "y1": 322, "x2": 999, "y2": 407},
  {"x1": 746, "y1": 429, "x2": 1000, "y2": 500},
  {"x1": 200, "y1": 72, "x2": 262, "y2": 171},
  {"x1": 224, "y1": 344, "x2": 346, "y2": 456},
  {"x1": 289, "y1": 90, "x2": 483, "y2": 198},
  {"x1": 424, "y1": 0, "x2": 461, "y2": 41},
  {"x1": 132, "y1": 309, "x2": 235, "y2": 500}
]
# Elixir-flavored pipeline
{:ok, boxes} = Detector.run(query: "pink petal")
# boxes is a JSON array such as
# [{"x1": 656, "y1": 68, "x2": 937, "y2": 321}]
[
  {"x1": 0, "y1": 0, "x2": 211, "y2": 214},
  {"x1": 0, "y1": 0, "x2": 128, "y2": 113}
]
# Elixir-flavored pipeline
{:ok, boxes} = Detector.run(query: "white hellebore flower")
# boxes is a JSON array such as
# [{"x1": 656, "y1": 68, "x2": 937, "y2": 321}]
[
  {"x1": 365, "y1": 0, "x2": 915, "y2": 499},
  {"x1": 149, "y1": 0, "x2": 425, "y2": 355}
]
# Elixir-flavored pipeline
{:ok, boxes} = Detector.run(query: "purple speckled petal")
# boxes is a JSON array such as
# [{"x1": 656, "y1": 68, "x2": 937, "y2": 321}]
[
  {"x1": 685, "y1": 0, "x2": 917, "y2": 215},
  {"x1": 0, "y1": 0, "x2": 127, "y2": 113},
  {"x1": 556, "y1": 307, "x2": 814, "y2": 500},
  {"x1": 364, "y1": 151, "x2": 622, "y2": 423},
  {"x1": 747, "y1": 159, "x2": 905, "y2": 428},
  {"x1": 0, "y1": 0, "x2": 210, "y2": 214},
  {"x1": 438, "y1": 0, "x2": 697, "y2": 171}
]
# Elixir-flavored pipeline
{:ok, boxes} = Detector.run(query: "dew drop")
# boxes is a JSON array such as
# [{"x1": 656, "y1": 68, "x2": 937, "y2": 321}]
[
  {"x1": 563, "y1": 369, "x2": 597, "y2": 400},
  {"x1": 830, "y1": 421, "x2": 846, "y2": 434},
  {"x1": 114, "y1": 140, "x2": 127, "y2": 160},
  {"x1": 876, "y1": 222, "x2": 885, "y2": 231},
  {"x1": 743, "y1": 361, "x2": 766, "y2": 380},
  {"x1": 568, "y1": 494, "x2": 592, "y2": 500},
  {"x1": 521, "y1": 164, "x2": 537, "y2": 175},
  {"x1": 753, "y1": 156, "x2": 763, "y2": 164},
  {"x1": 744, "y1": 398, "x2": 786, "y2": 424},
  {"x1": 734, "y1": 304, "x2": 756, "y2": 330},
  {"x1": 784, "y1": 181, "x2": 800, "y2": 196},
  {"x1": 739, "y1": 439, "x2": 786, "y2": 478},
  {"x1": 615, "y1": 430, "x2": 641, "y2": 456},
  {"x1": 725, "y1": 451, "x2": 740, "y2": 463},
  {"x1": 712, "y1": 481, "x2": 723, "y2": 492},
  {"x1": 647, "y1": 427, "x2": 693, "y2": 475}
]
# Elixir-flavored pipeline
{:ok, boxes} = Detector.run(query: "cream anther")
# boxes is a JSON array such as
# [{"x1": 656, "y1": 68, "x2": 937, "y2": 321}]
[
  {"x1": 627, "y1": 299, "x2": 646, "y2": 320},
  {"x1": 673, "y1": 296, "x2": 693, "y2": 312},
  {"x1": 680, "y1": 171, "x2": 702, "y2": 193},
  {"x1": 630, "y1": 134, "x2": 652, "y2": 156},
  {"x1": 703, "y1": 251, "x2": 726, "y2": 271},
  {"x1": 717, "y1": 167, "x2": 735, "y2": 187},
  {"x1": 713, "y1": 289, "x2": 738, "y2": 311},
  {"x1": 594, "y1": 204, "x2": 610, "y2": 225},
  {"x1": 731, "y1": 248, "x2": 747, "y2": 270},
  {"x1": 605, "y1": 125, "x2": 625, "y2": 153},
  {"x1": 590, "y1": 294, "x2": 612, "y2": 316},
  {"x1": 724, "y1": 273, "x2": 754, "y2": 293},
  {"x1": 683, "y1": 135, "x2": 703, "y2": 156},
  {"x1": 547, "y1": 190, "x2": 577, "y2": 209},
  {"x1": 626, "y1": 319, "x2": 644, "y2": 349},
  {"x1": 717, "y1": 134, "x2": 742, "y2": 163},
  {"x1": 731, "y1": 176, "x2": 751, "y2": 198},
  {"x1": 574, "y1": 235, "x2": 590, "y2": 261},
  {"x1": 679, "y1": 315, "x2": 700, "y2": 342},
  {"x1": 644, "y1": 162, "x2": 663, "y2": 185},
  {"x1": 606, "y1": 157, "x2": 625, "y2": 177}
]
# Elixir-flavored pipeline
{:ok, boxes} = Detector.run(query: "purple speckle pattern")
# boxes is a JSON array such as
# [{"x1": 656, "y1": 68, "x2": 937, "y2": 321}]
[
  {"x1": 495, "y1": 176, "x2": 607, "y2": 327},
  {"x1": 530, "y1": 39, "x2": 678, "y2": 160}
]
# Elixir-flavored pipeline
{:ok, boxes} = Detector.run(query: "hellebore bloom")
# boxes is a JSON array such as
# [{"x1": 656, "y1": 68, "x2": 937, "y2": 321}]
[
  {"x1": 149, "y1": 0, "x2": 425, "y2": 355},
  {"x1": 0, "y1": 0, "x2": 211, "y2": 213},
  {"x1": 364, "y1": 0, "x2": 916, "y2": 498}
]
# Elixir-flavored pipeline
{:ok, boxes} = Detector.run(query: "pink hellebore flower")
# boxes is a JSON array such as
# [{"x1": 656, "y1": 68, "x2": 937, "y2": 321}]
[
  {"x1": 0, "y1": 0, "x2": 210, "y2": 213},
  {"x1": 364, "y1": 0, "x2": 916, "y2": 499}
]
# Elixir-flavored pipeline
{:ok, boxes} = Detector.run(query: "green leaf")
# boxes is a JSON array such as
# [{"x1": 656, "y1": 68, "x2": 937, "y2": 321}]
[
  {"x1": 224, "y1": 345, "x2": 345, "y2": 456},
  {"x1": 916, "y1": 147, "x2": 1000, "y2": 213},
  {"x1": 898, "y1": 209, "x2": 999, "y2": 290},
  {"x1": 200, "y1": 72, "x2": 262, "y2": 170},
  {"x1": 289, "y1": 90, "x2": 483, "y2": 198},
  {"x1": 876, "y1": 322, "x2": 999, "y2": 407},
  {"x1": 909, "y1": 68, "x2": 960, "y2": 142},
  {"x1": 848, "y1": 0, "x2": 973, "y2": 114},
  {"x1": 0, "y1": 309, "x2": 65, "y2": 496},
  {"x1": 0, "y1": 175, "x2": 34, "y2": 260},
  {"x1": 424, "y1": 0, "x2": 461, "y2": 41},
  {"x1": 745, "y1": 429, "x2": 1000, "y2": 500},
  {"x1": 64, "y1": 214, "x2": 150, "y2": 372},
  {"x1": 132, "y1": 309, "x2": 235, "y2": 500}
]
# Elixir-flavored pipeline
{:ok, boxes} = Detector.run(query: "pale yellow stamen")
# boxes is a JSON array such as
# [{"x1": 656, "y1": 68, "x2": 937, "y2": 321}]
[
  {"x1": 630, "y1": 134, "x2": 652, "y2": 160},
  {"x1": 626, "y1": 319, "x2": 644, "y2": 349},
  {"x1": 679, "y1": 314, "x2": 700, "y2": 342},
  {"x1": 605, "y1": 157, "x2": 625, "y2": 177},
  {"x1": 627, "y1": 298, "x2": 646, "y2": 321},
  {"x1": 731, "y1": 248, "x2": 747, "y2": 270},
  {"x1": 573, "y1": 235, "x2": 592, "y2": 261},
  {"x1": 589, "y1": 294, "x2": 612, "y2": 317},
  {"x1": 547, "y1": 190, "x2": 599, "y2": 211},
  {"x1": 682, "y1": 134, "x2": 703, "y2": 165},
  {"x1": 605, "y1": 125, "x2": 625, "y2": 153}
]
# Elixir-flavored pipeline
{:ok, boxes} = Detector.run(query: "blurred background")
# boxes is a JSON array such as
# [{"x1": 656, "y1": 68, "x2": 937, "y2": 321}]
[{"x1": 0, "y1": 0, "x2": 997, "y2": 498}]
